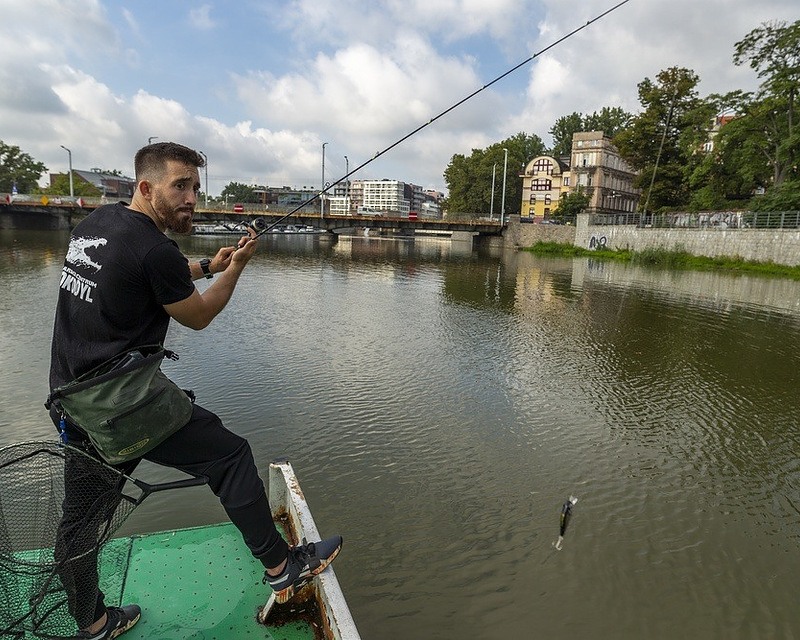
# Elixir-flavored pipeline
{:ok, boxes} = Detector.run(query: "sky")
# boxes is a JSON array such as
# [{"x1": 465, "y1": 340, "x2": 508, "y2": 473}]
[{"x1": 0, "y1": 0, "x2": 797, "y2": 197}]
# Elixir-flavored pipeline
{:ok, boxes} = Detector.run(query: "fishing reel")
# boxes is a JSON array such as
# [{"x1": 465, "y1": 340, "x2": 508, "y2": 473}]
[{"x1": 248, "y1": 217, "x2": 268, "y2": 233}]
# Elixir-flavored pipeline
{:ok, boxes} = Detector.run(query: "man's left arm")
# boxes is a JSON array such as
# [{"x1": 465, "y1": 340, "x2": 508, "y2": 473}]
[{"x1": 165, "y1": 237, "x2": 258, "y2": 330}]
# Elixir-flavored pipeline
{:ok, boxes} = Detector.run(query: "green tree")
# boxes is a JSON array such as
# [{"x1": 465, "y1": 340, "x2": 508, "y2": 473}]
[
  {"x1": 583, "y1": 106, "x2": 632, "y2": 139},
  {"x1": 0, "y1": 141, "x2": 47, "y2": 193},
  {"x1": 555, "y1": 187, "x2": 590, "y2": 220},
  {"x1": 750, "y1": 178, "x2": 800, "y2": 211},
  {"x1": 549, "y1": 108, "x2": 632, "y2": 157},
  {"x1": 614, "y1": 67, "x2": 709, "y2": 213},
  {"x1": 220, "y1": 181, "x2": 258, "y2": 203},
  {"x1": 39, "y1": 173, "x2": 101, "y2": 197},
  {"x1": 731, "y1": 20, "x2": 799, "y2": 190},
  {"x1": 443, "y1": 132, "x2": 545, "y2": 217},
  {"x1": 549, "y1": 112, "x2": 583, "y2": 157}
]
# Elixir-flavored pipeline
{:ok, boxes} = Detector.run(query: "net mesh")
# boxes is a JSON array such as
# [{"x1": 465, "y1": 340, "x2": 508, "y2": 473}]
[{"x1": 0, "y1": 442, "x2": 138, "y2": 639}]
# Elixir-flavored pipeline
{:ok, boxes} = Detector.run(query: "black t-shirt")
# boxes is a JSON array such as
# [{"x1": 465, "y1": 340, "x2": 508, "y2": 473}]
[{"x1": 49, "y1": 202, "x2": 195, "y2": 389}]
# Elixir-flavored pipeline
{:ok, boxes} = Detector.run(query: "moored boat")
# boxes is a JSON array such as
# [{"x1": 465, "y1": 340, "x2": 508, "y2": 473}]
[{"x1": 192, "y1": 222, "x2": 248, "y2": 235}]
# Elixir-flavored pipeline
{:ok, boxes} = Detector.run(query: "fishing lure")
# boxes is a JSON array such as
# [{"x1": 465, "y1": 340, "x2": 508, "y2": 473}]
[{"x1": 554, "y1": 496, "x2": 578, "y2": 551}]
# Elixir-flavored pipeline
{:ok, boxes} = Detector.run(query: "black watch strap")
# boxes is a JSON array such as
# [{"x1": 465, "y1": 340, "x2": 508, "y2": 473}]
[{"x1": 199, "y1": 258, "x2": 213, "y2": 279}]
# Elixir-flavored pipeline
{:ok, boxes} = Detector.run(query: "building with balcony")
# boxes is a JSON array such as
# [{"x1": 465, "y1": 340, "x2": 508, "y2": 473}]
[{"x1": 570, "y1": 131, "x2": 640, "y2": 216}]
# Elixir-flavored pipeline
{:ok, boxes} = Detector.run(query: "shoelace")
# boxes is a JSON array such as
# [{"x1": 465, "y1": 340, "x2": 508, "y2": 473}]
[{"x1": 261, "y1": 540, "x2": 319, "y2": 585}]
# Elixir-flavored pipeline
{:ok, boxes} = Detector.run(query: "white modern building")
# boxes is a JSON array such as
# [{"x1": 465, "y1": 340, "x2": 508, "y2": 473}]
[{"x1": 361, "y1": 179, "x2": 410, "y2": 215}]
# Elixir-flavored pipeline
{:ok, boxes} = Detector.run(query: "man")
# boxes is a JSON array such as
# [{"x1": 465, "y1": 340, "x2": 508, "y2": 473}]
[{"x1": 48, "y1": 142, "x2": 341, "y2": 639}]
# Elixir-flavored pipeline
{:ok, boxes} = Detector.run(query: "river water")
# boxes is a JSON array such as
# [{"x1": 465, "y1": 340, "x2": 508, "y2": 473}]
[{"x1": 1, "y1": 229, "x2": 799, "y2": 639}]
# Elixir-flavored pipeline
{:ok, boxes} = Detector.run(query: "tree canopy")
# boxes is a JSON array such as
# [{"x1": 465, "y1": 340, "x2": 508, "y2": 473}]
[
  {"x1": 39, "y1": 173, "x2": 101, "y2": 197},
  {"x1": 549, "y1": 107, "x2": 632, "y2": 157},
  {"x1": 443, "y1": 132, "x2": 545, "y2": 217},
  {"x1": 220, "y1": 181, "x2": 260, "y2": 203},
  {"x1": 0, "y1": 141, "x2": 46, "y2": 193}
]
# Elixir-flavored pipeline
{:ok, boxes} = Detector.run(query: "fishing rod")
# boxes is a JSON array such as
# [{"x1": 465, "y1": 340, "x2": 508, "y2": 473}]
[{"x1": 243, "y1": 0, "x2": 633, "y2": 239}]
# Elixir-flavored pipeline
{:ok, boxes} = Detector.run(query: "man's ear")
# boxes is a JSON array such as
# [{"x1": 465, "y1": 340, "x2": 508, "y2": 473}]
[{"x1": 138, "y1": 180, "x2": 152, "y2": 199}]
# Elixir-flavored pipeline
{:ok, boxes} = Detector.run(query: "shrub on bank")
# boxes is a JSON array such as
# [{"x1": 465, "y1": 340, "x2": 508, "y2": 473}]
[{"x1": 523, "y1": 242, "x2": 800, "y2": 280}]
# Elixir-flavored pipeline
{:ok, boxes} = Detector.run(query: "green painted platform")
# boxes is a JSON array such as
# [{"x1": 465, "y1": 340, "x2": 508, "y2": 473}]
[{"x1": 99, "y1": 522, "x2": 318, "y2": 640}]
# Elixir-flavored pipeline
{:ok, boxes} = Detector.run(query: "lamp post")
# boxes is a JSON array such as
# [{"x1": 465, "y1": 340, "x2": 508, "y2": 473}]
[
  {"x1": 60, "y1": 145, "x2": 74, "y2": 199},
  {"x1": 148, "y1": 137, "x2": 158, "y2": 144},
  {"x1": 501, "y1": 148, "x2": 509, "y2": 225},
  {"x1": 344, "y1": 155, "x2": 349, "y2": 215},
  {"x1": 490, "y1": 163, "x2": 497, "y2": 220},
  {"x1": 321, "y1": 142, "x2": 328, "y2": 219},
  {"x1": 198, "y1": 151, "x2": 209, "y2": 207}
]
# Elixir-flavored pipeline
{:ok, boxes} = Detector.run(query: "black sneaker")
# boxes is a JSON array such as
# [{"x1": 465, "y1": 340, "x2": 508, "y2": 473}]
[
  {"x1": 77, "y1": 605, "x2": 142, "y2": 639},
  {"x1": 264, "y1": 535, "x2": 343, "y2": 603}
]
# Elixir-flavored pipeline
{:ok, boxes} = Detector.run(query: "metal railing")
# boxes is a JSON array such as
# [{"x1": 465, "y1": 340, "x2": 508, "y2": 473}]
[{"x1": 589, "y1": 210, "x2": 800, "y2": 230}]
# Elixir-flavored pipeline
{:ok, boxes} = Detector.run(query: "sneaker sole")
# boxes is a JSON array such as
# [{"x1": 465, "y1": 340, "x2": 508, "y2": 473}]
[
  {"x1": 108, "y1": 611, "x2": 141, "y2": 639},
  {"x1": 273, "y1": 542, "x2": 342, "y2": 604}
]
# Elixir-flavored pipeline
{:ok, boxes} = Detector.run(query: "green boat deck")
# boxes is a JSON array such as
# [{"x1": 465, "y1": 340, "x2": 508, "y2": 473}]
[{"x1": 99, "y1": 522, "x2": 319, "y2": 640}]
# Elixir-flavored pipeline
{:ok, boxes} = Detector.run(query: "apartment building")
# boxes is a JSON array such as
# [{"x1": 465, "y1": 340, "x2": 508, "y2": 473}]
[
  {"x1": 325, "y1": 179, "x2": 443, "y2": 217},
  {"x1": 361, "y1": 179, "x2": 410, "y2": 215},
  {"x1": 519, "y1": 131, "x2": 640, "y2": 220},
  {"x1": 570, "y1": 131, "x2": 640, "y2": 215},
  {"x1": 520, "y1": 155, "x2": 571, "y2": 219}
]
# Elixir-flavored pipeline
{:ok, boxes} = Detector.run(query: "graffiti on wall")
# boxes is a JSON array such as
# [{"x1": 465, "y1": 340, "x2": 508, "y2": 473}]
[{"x1": 589, "y1": 235, "x2": 607, "y2": 250}]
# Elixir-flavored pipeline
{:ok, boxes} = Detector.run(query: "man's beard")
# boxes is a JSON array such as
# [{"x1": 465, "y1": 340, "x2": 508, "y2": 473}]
[{"x1": 153, "y1": 194, "x2": 193, "y2": 234}]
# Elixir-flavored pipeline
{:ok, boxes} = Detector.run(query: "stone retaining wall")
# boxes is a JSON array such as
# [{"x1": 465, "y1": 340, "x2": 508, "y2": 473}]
[
  {"x1": 504, "y1": 214, "x2": 800, "y2": 267},
  {"x1": 572, "y1": 214, "x2": 800, "y2": 266}
]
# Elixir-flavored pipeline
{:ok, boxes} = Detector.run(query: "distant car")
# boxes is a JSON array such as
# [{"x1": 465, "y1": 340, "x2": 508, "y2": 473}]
[{"x1": 232, "y1": 203, "x2": 244, "y2": 213}]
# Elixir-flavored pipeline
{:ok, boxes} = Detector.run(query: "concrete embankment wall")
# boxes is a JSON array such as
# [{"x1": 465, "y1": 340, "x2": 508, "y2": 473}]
[
  {"x1": 505, "y1": 213, "x2": 800, "y2": 267},
  {"x1": 503, "y1": 215, "x2": 577, "y2": 248}
]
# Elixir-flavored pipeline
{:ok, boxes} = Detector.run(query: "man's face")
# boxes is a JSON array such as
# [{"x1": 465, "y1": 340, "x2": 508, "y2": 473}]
[{"x1": 148, "y1": 160, "x2": 201, "y2": 234}]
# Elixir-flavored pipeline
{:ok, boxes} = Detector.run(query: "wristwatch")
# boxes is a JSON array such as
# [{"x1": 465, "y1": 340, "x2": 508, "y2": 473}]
[{"x1": 199, "y1": 258, "x2": 213, "y2": 279}]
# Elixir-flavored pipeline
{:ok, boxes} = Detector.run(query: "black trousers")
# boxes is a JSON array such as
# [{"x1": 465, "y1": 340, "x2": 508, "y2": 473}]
[{"x1": 50, "y1": 403, "x2": 289, "y2": 628}]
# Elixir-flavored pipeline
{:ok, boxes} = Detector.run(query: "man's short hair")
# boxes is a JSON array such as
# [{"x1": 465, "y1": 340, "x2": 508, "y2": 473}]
[{"x1": 134, "y1": 142, "x2": 205, "y2": 181}]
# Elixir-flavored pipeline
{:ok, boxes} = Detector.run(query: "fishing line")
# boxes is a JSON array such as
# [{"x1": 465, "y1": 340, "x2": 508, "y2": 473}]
[{"x1": 245, "y1": 0, "x2": 633, "y2": 238}]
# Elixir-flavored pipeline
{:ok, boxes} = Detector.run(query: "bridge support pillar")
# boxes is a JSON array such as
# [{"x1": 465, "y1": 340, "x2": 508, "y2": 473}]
[{"x1": 451, "y1": 231, "x2": 475, "y2": 247}]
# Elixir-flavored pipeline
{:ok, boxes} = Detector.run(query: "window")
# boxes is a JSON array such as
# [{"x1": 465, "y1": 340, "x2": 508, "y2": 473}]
[
  {"x1": 563, "y1": 176, "x2": 570, "y2": 186},
  {"x1": 544, "y1": 194, "x2": 551, "y2": 205},
  {"x1": 532, "y1": 158, "x2": 554, "y2": 175},
  {"x1": 531, "y1": 178, "x2": 551, "y2": 191}
]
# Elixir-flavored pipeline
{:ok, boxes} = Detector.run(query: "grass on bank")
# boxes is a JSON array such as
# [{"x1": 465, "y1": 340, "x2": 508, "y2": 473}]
[{"x1": 523, "y1": 241, "x2": 800, "y2": 280}]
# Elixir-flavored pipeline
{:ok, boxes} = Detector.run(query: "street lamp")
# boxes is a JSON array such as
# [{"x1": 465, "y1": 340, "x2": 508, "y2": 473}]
[
  {"x1": 321, "y1": 142, "x2": 328, "y2": 219},
  {"x1": 501, "y1": 148, "x2": 509, "y2": 225},
  {"x1": 198, "y1": 151, "x2": 209, "y2": 207},
  {"x1": 490, "y1": 163, "x2": 497, "y2": 220},
  {"x1": 344, "y1": 155, "x2": 349, "y2": 215},
  {"x1": 148, "y1": 137, "x2": 158, "y2": 144},
  {"x1": 60, "y1": 145, "x2": 74, "y2": 199}
]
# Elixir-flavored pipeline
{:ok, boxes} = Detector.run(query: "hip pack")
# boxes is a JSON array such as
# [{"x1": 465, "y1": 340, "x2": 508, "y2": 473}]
[{"x1": 45, "y1": 345, "x2": 194, "y2": 464}]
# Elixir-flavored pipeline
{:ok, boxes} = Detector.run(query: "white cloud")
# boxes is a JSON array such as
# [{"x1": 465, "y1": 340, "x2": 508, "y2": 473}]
[
  {"x1": 189, "y1": 4, "x2": 215, "y2": 31},
  {"x1": 1, "y1": 0, "x2": 798, "y2": 195}
]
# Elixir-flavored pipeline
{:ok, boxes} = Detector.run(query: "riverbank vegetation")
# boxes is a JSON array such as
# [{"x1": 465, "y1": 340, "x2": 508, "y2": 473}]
[{"x1": 524, "y1": 241, "x2": 800, "y2": 279}]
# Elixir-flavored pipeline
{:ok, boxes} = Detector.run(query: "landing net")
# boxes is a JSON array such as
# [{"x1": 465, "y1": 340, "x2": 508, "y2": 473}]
[{"x1": 0, "y1": 441, "x2": 138, "y2": 639}]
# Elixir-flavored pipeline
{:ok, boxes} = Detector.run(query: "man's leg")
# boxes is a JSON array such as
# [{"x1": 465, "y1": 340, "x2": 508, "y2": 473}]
[
  {"x1": 49, "y1": 408, "x2": 141, "y2": 634},
  {"x1": 143, "y1": 404, "x2": 342, "y2": 603},
  {"x1": 142, "y1": 404, "x2": 289, "y2": 568}
]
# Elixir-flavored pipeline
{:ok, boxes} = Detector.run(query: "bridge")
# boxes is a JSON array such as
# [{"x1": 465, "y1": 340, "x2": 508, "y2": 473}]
[
  {"x1": 193, "y1": 210, "x2": 504, "y2": 236},
  {"x1": 0, "y1": 202, "x2": 505, "y2": 238}
]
